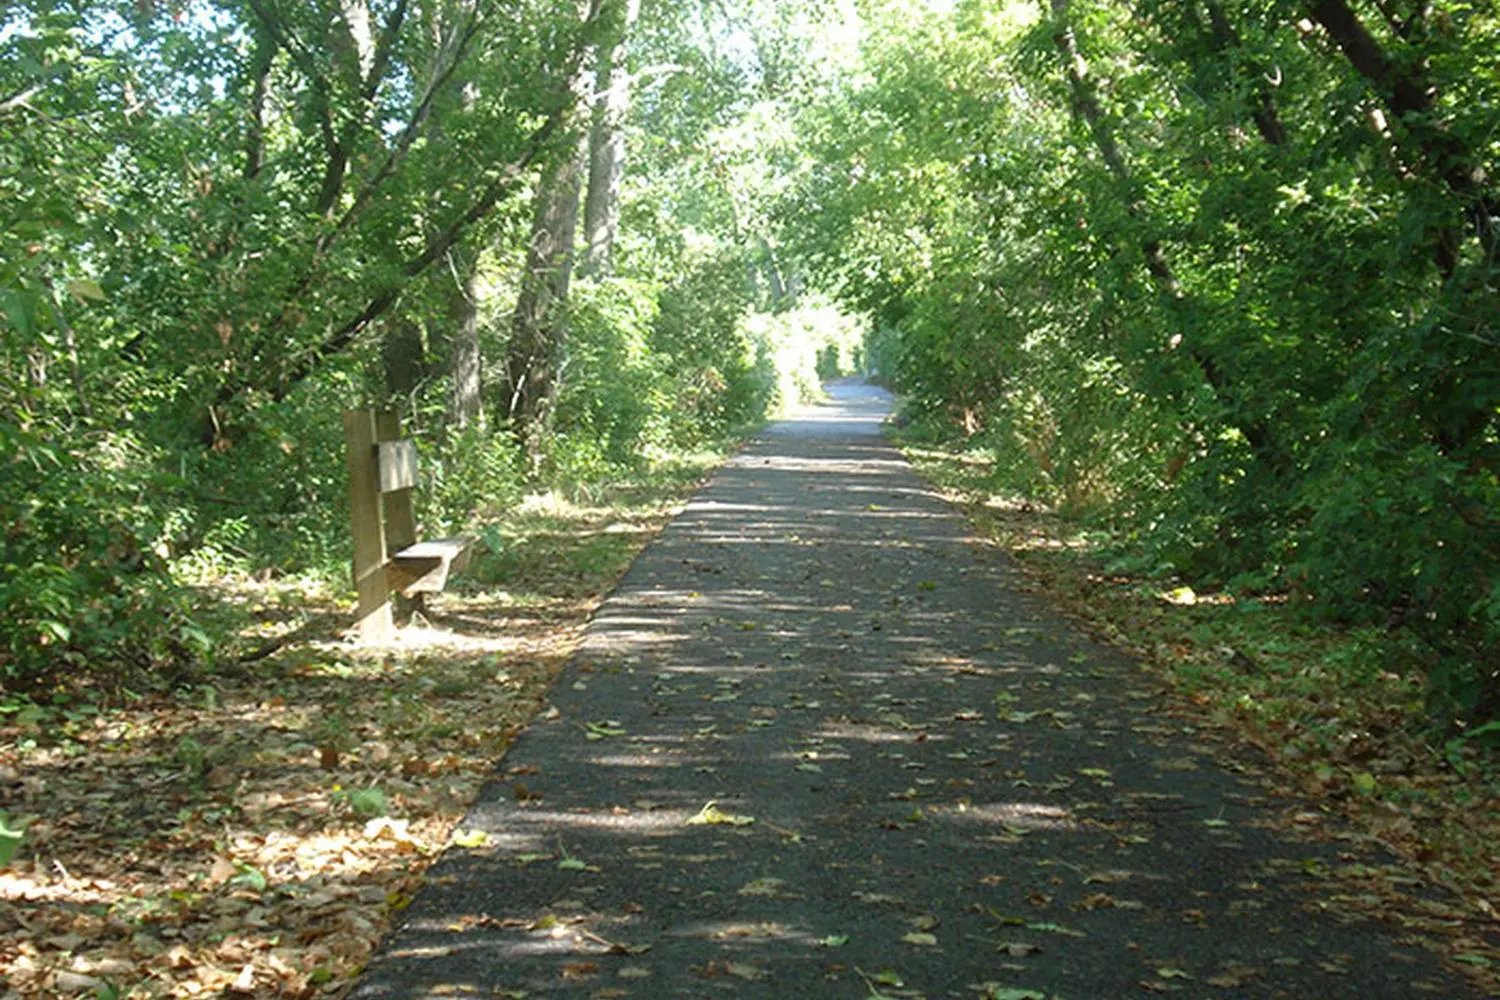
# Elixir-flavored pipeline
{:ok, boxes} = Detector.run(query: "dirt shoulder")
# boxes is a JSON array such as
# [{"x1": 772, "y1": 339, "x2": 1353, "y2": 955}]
[{"x1": 0, "y1": 458, "x2": 723, "y2": 1000}]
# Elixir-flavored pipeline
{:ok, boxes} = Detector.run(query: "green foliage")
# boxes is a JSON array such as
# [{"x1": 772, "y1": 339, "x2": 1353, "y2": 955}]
[
  {"x1": 779, "y1": 0, "x2": 1500, "y2": 727},
  {"x1": 0, "y1": 810, "x2": 33, "y2": 868},
  {"x1": 334, "y1": 786, "x2": 391, "y2": 820},
  {"x1": 554, "y1": 276, "x2": 667, "y2": 464},
  {"x1": 0, "y1": 426, "x2": 212, "y2": 692},
  {"x1": 1, "y1": 0, "x2": 844, "y2": 696},
  {"x1": 814, "y1": 344, "x2": 841, "y2": 382},
  {"x1": 650, "y1": 251, "x2": 769, "y2": 439},
  {"x1": 743, "y1": 297, "x2": 865, "y2": 410}
]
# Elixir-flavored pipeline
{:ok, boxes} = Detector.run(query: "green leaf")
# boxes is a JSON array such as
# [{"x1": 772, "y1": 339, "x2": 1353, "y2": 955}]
[
  {"x1": 230, "y1": 863, "x2": 268, "y2": 892},
  {"x1": 0, "y1": 811, "x2": 35, "y2": 868},
  {"x1": 65, "y1": 278, "x2": 106, "y2": 303},
  {"x1": 585, "y1": 721, "x2": 627, "y2": 739},
  {"x1": 348, "y1": 787, "x2": 389, "y2": 818}
]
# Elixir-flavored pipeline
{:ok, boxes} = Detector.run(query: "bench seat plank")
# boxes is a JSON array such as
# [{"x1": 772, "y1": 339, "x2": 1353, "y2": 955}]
[{"x1": 388, "y1": 537, "x2": 473, "y2": 594}]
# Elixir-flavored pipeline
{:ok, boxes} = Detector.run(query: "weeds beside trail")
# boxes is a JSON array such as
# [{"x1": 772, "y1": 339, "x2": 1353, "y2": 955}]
[
  {"x1": 0, "y1": 454, "x2": 725, "y2": 999},
  {"x1": 900, "y1": 437, "x2": 1500, "y2": 989}
]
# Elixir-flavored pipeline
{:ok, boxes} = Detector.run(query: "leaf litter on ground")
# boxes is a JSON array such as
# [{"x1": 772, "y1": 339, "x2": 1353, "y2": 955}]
[{"x1": 0, "y1": 475, "x2": 716, "y2": 998}]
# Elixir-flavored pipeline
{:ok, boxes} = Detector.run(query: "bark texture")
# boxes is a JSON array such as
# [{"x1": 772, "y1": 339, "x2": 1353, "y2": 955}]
[
  {"x1": 581, "y1": 0, "x2": 641, "y2": 277},
  {"x1": 504, "y1": 139, "x2": 587, "y2": 450}
]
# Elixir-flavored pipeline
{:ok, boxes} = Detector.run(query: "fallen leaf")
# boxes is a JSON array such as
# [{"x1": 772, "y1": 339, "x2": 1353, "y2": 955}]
[
  {"x1": 997, "y1": 941, "x2": 1041, "y2": 957},
  {"x1": 207, "y1": 857, "x2": 238, "y2": 885},
  {"x1": 725, "y1": 962, "x2": 768, "y2": 981},
  {"x1": 901, "y1": 932, "x2": 937, "y2": 946},
  {"x1": 584, "y1": 721, "x2": 627, "y2": 740},
  {"x1": 853, "y1": 891, "x2": 905, "y2": 906},
  {"x1": 451, "y1": 829, "x2": 491, "y2": 848},
  {"x1": 1025, "y1": 922, "x2": 1085, "y2": 937},
  {"x1": 980, "y1": 987, "x2": 1047, "y2": 1000},
  {"x1": 738, "y1": 878, "x2": 797, "y2": 898},
  {"x1": 1072, "y1": 892, "x2": 1115, "y2": 911},
  {"x1": 685, "y1": 802, "x2": 755, "y2": 826},
  {"x1": 232, "y1": 964, "x2": 255, "y2": 992}
]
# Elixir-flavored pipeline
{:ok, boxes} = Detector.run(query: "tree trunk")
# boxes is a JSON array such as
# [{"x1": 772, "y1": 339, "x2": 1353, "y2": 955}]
[
  {"x1": 581, "y1": 0, "x2": 640, "y2": 277},
  {"x1": 445, "y1": 249, "x2": 483, "y2": 429},
  {"x1": 382, "y1": 317, "x2": 426, "y2": 398},
  {"x1": 757, "y1": 234, "x2": 788, "y2": 306},
  {"x1": 243, "y1": 26, "x2": 276, "y2": 181},
  {"x1": 504, "y1": 138, "x2": 587, "y2": 453}
]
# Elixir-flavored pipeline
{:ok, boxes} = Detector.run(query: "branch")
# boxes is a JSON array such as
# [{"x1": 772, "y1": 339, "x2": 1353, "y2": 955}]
[
  {"x1": 211, "y1": 3, "x2": 601, "y2": 412},
  {"x1": 1308, "y1": 0, "x2": 1496, "y2": 264},
  {"x1": 243, "y1": 0, "x2": 345, "y2": 210},
  {"x1": 0, "y1": 82, "x2": 45, "y2": 117},
  {"x1": 318, "y1": 4, "x2": 484, "y2": 254},
  {"x1": 1203, "y1": 0, "x2": 1287, "y2": 146},
  {"x1": 1308, "y1": 0, "x2": 1430, "y2": 116},
  {"x1": 362, "y1": 0, "x2": 409, "y2": 104},
  {"x1": 267, "y1": 122, "x2": 558, "y2": 403}
]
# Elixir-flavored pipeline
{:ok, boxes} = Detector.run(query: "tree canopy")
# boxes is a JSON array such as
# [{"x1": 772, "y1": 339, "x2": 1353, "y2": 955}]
[{"x1": 2, "y1": 0, "x2": 1497, "y2": 728}]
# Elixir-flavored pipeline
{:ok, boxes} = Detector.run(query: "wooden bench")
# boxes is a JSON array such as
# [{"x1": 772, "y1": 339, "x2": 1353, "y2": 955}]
[{"x1": 343, "y1": 409, "x2": 472, "y2": 642}]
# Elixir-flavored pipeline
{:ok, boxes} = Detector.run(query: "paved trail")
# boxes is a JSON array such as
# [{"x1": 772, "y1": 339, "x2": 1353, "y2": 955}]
[{"x1": 356, "y1": 380, "x2": 1474, "y2": 999}]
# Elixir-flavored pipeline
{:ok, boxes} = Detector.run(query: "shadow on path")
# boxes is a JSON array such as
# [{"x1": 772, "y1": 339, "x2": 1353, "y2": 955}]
[{"x1": 355, "y1": 379, "x2": 1474, "y2": 998}]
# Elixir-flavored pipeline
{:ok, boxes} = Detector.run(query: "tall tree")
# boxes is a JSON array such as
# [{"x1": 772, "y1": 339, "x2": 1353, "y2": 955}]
[
  {"x1": 581, "y1": 0, "x2": 642, "y2": 276},
  {"x1": 503, "y1": 138, "x2": 588, "y2": 453}
]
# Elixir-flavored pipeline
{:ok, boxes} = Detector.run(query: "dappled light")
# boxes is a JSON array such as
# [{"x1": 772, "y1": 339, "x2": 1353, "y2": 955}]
[
  {"x1": 350, "y1": 381, "x2": 1481, "y2": 999},
  {"x1": 949, "y1": 802, "x2": 1077, "y2": 833},
  {"x1": 5, "y1": 0, "x2": 1499, "y2": 993}
]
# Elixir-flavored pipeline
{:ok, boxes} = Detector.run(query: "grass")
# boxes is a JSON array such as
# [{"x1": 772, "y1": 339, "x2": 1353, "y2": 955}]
[
  {"x1": 899, "y1": 435, "x2": 1500, "y2": 991},
  {"x1": 0, "y1": 446, "x2": 731, "y2": 999}
]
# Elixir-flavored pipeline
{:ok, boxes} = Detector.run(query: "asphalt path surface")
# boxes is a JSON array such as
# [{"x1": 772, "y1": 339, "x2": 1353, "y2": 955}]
[{"x1": 354, "y1": 379, "x2": 1476, "y2": 999}]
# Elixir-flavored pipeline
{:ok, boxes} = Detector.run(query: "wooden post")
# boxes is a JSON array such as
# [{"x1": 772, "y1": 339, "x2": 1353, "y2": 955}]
[
  {"x1": 375, "y1": 410, "x2": 422, "y2": 621},
  {"x1": 343, "y1": 409, "x2": 393, "y2": 643}
]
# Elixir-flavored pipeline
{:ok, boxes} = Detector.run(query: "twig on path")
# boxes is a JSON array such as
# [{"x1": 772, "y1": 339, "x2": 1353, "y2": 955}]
[{"x1": 760, "y1": 819, "x2": 811, "y2": 843}]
